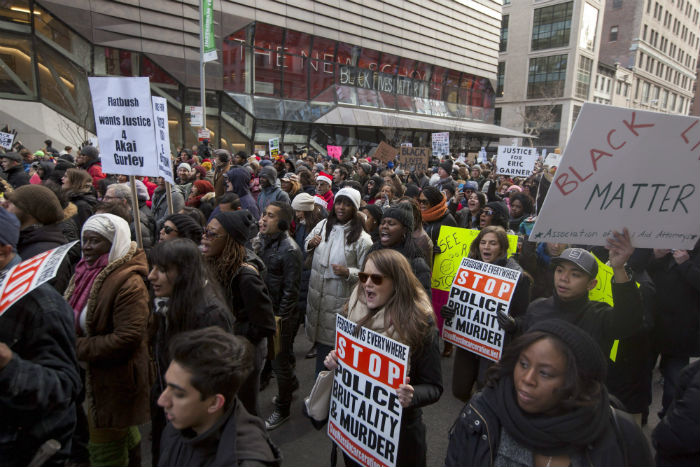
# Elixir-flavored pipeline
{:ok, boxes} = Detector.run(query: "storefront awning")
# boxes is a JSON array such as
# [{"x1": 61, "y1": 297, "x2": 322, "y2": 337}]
[{"x1": 313, "y1": 106, "x2": 532, "y2": 139}]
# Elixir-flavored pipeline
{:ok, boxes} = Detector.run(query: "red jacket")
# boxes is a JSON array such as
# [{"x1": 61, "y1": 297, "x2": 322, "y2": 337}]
[{"x1": 84, "y1": 160, "x2": 106, "y2": 189}]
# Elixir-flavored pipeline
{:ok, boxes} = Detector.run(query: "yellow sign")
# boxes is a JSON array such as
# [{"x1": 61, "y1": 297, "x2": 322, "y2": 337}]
[{"x1": 431, "y1": 226, "x2": 518, "y2": 292}]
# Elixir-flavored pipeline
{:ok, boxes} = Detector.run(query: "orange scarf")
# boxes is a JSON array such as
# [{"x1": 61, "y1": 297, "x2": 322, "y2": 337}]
[{"x1": 421, "y1": 194, "x2": 448, "y2": 222}]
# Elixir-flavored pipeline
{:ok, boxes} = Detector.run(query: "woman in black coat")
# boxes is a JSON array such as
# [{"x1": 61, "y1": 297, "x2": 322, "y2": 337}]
[
  {"x1": 419, "y1": 185, "x2": 456, "y2": 254},
  {"x1": 446, "y1": 320, "x2": 652, "y2": 467}
]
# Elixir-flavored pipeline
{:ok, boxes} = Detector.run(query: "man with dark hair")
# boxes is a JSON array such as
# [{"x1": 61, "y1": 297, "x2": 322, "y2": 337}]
[
  {"x1": 255, "y1": 201, "x2": 302, "y2": 430},
  {"x1": 157, "y1": 327, "x2": 280, "y2": 467},
  {"x1": 232, "y1": 151, "x2": 247, "y2": 166},
  {"x1": 218, "y1": 192, "x2": 241, "y2": 212},
  {"x1": 332, "y1": 166, "x2": 348, "y2": 193},
  {"x1": 0, "y1": 152, "x2": 30, "y2": 188},
  {"x1": 76, "y1": 145, "x2": 105, "y2": 189},
  {"x1": 0, "y1": 207, "x2": 81, "y2": 467}
]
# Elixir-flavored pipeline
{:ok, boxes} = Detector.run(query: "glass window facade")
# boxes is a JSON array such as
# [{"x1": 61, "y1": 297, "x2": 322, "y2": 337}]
[
  {"x1": 500, "y1": 15, "x2": 509, "y2": 52},
  {"x1": 532, "y1": 2, "x2": 573, "y2": 51},
  {"x1": 527, "y1": 55, "x2": 568, "y2": 98},
  {"x1": 575, "y1": 56, "x2": 593, "y2": 99}
]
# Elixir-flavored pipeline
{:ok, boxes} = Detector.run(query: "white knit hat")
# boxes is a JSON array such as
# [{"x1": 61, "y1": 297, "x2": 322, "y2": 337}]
[
  {"x1": 335, "y1": 187, "x2": 361, "y2": 210},
  {"x1": 291, "y1": 193, "x2": 315, "y2": 212}
]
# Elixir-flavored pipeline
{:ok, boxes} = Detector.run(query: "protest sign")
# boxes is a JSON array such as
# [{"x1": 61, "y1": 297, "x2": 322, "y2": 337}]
[
  {"x1": 151, "y1": 97, "x2": 175, "y2": 185},
  {"x1": 327, "y1": 145, "x2": 342, "y2": 160},
  {"x1": 398, "y1": 147, "x2": 430, "y2": 173},
  {"x1": 432, "y1": 132, "x2": 449, "y2": 157},
  {"x1": 269, "y1": 138, "x2": 279, "y2": 157},
  {"x1": 89, "y1": 77, "x2": 159, "y2": 177},
  {"x1": 187, "y1": 106, "x2": 203, "y2": 127},
  {"x1": 530, "y1": 104, "x2": 700, "y2": 249},
  {"x1": 0, "y1": 241, "x2": 78, "y2": 317},
  {"x1": 328, "y1": 315, "x2": 407, "y2": 467},
  {"x1": 442, "y1": 257, "x2": 521, "y2": 361},
  {"x1": 478, "y1": 148, "x2": 487, "y2": 163},
  {"x1": 544, "y1": 152, "x2": 563, "y2": 167},
  {"x1": 496, "y1": 146, "x2": 538, "y2": 177},
  {"x1": 374, "y1": 141, "x2": 398, "y2": 163},
  {"x1": 0, "y1": 131, "x2": 14, "y2": 150}
]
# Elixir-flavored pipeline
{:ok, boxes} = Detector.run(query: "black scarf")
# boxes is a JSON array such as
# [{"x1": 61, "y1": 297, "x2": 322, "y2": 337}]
[{"x1": 482, "y1": 374, "x2": 609, "y2": 456}]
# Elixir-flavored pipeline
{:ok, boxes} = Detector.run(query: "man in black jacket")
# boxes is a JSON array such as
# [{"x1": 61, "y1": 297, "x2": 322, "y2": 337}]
[
  {"x1": 0, "y1": 152, "x2": 29, "y2": 188},
  {"x1": 0, "y1": 207, "x2": 81, "y2": 467},
  {"x1": 255, "y1": 201, "x2": 302, "y2": 430}
]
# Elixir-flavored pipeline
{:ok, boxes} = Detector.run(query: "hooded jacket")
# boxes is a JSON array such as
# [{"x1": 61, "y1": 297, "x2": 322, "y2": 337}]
[{"x1": 226, "y1": 167, "x2": 260, "y2": 220}]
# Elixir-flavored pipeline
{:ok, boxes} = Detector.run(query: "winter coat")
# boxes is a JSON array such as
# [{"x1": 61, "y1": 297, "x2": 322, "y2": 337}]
[
  {"x1": 0, "y1": 255, "x2": 80, "y2": 467},
  {"x1": 151, "y1": 185, "x2": 185, "y2": 232},
  {"x1": 3, "y1": 164, "x2": 29, "y2": 188},
  {"x1": 293, "y1": 221, "x2": 313, "y2": 315},
  {"x1": 368, "y1": 241, "x2": 432, "y2": 300},
  {"x1": 646, "y1": 241, "x2": 700, "y2": 357},
  {"x1": 227, "y1": 168, "x2": 260, "y2": 220},
  {"x1": 423, "y1": 211, "x2": 457, "y2": 255},
  {"x1": 256, "y1": 231, "x2": 302, "y2": 317},
  {"x1": 64, "y1": 243, "x2": 151, "y2": 429},
  {"x1": 445, "y1": 390, "x2": 653, "y2": 467},
  {"x1": 213, "y1": 163, "x2": 231, "y2": 199},
  {"x1": 652, "y1": 360, "x2": 700, "y2": 466},
  {"x1": 82, "y1": 158, "x2": 105, "y2": 190},
  {"x1": 130, "y1": 200, "x2": 156, "y2": 251},
  {"x1": 304, "y1": 219, "x2": 372, "y2": 346},
  {"x1": 67, "y1": 191, "x2": 97, "y2": 232},
  {"x1": 158, "y1": 398, "x2": 281, "y2": 467},
  {"x1": 17, "y1": 223, "x2": 67, "y2": 260},
  {"x1": 257, "y1": 185, "x2": 290, "y2": 214}
]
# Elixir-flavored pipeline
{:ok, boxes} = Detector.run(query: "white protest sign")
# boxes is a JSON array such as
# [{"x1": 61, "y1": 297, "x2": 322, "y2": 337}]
[
  {"x1": 0, "y1": 131, "x2": 14, "y2": 150},
  {"x1": 544, "y1": 152, "x2": 563, "y2": 167},
  {"x1": 269, "y1": 138, "x2": 279, "y2": 157},
  {"x1": 530, "y1": 104, "x2": 700, "y2": 249},
  {"x1": 151, "y1": 97, "x2": 174, "y2": 185},
  {"x1": 187, "y1": 106, "x2": 203, "y2": 127},
  {"x1": 478, "y1": 148, "x2": 487, "y2": 163},
  {"x1": 442, "y1": 257, "x2": 521, "y2": 362},
  {"x1": 0, "y1": 241, "x2": 79, "y2": 317},
  {"x1": 89, "y1": 77, "x2": 158, "y2": 177},
  {"x1": 432, "y1": 132, "x2": 450, "y2": 157},
  {"x1": 328, "y1": 315, "x2": 407, "y2": 467},
  {"x1": 496, "y1": 146, "x2": 538, "y2": 177}
]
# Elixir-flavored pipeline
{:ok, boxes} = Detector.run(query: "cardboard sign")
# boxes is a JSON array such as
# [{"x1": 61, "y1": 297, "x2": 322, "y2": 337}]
[
  {"x1": 374, "y1": 141, "x2": 398, "y2": 163},
  {"x1": 151, "y1": 97, "x2": 174, "y2": 185},
  {"x1": 530, "y1": 104, "x2": 700, "y2": 249},
  {"x1": 0, "y1": 241, "x2": 78, "y2": 317},
  {"x1": 543, "y1": 152, "x2": 563, "y2": 167},
  {"x1": 398, "y1": 147, "x2": 430, "y2": 173},
  {"x1": 496, "y1": 146, "x2": 538, "y2": 177},
  {"x1": 0, "y1": 131, "x2": 14, "y2": 150},
  {"x1": 442, "y1": 258, "x2": 521, "y2": 361},
  {"x1": 432, "y1": 132, "x2": 450, "y2": 157},
  {"x1": 328, "y1": 315, "x2": 407, "y2": 467},
  {"x1": 89, "y1": 77, "x2": 159, "y2": 177},
  {"x1": 327, "y1": 145, "x2": 342, "y2": 160},
  {"x1": 269, "y1": 138, "x2": 279, "y2": 157}
]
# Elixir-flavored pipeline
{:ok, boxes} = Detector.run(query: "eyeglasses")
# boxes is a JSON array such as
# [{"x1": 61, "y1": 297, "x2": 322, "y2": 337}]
[
  {"x1": 358, "y1": 272, "x2": 385, "y2": 285},
  {"x1": 102, "y1": 195, "x2": 121, "y2": 201},
  {"x1": 202, "y1": 228, "x2": 223, "y2": 239},
  {"x1": 162, "y1": 226, "x2": 178, "y2": 235},
  {"x1": 482, "y1": 209, "x2": 494, "y2": 216}
]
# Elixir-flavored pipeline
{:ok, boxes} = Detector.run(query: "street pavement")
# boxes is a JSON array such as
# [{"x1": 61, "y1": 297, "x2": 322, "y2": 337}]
[{"x1": 142, "y1": 328, "x2": 668, "y2": 466}]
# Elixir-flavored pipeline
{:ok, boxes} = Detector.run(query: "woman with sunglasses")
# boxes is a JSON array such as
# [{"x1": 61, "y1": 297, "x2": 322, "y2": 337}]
[
  {"x1": 200, "y1": 210, "x2": 276, "y2": 416},
  {"x1": 456, "y1": 191, "x2": 487, "y2": 230},
  {"x1": 324, "y1": 249, "x2": 442, "y2": 467},
  {"x1": 479, "y1": 200, "x2": 511, "y2": 232},
  {"x1": 147, "y1": 238, "x2": 233, "y2": 464},
  {"x1": 305, "y1": 187, "x2": 372, "y2": 374},
  {"x1": 446, "y1": 319, "x2": 651, "y2": 467},
  {"x1": 158, "y1": 213, "x2": 203, "y2": 244},
  {"x1": 444, "y1": 225, "x2": 531, "y2": 401},
  {"x1": 419, "y1": 185, "x2": 457, "y2": 254}
]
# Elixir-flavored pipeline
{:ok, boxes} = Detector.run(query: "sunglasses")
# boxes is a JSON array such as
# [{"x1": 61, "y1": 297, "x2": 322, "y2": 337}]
[
  {"x1": 418, "y1": 198, "x2": 429, "y2": 205},
  {"x1": 162, "y1": 225, "x2": 178, "y2": 235},
  {"x1": 358, "y1": 272, "x2": 385, "y2": 285},
  {"x1": 202, "y1": 228, "x2": 223, "y2": 239},
  {"x1": 483, "y1": 209, "x2": 495, "y2": 215}
]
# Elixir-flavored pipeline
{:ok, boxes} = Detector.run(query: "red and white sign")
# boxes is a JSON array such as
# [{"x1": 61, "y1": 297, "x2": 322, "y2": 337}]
[
  {"x1": 328, "y1": 315, "x2": 408, "y2": 467},
  {"x1": 0, "y1": 241, "x2": 78, "y2": 317},
  {"x1": 442, "y1": 257, "x2": 520, "y2": 362},
  {"x1": 327, "y1": 145, "x2": 342, "y2": 160}
]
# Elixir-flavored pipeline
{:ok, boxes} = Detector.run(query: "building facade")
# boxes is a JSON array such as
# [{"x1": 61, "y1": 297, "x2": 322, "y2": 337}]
[
  {"x1": 0, "y1": 0, "x2": 527, "y2": 157},
  {"x1": 496, "y1": 0, "x2": 605, "y2": 151}
]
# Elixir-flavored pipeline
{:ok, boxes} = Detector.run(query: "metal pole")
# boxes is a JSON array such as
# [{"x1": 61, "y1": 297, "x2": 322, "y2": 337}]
[
  {"x1": 129, "y1": 176, "x2": 143, "y2": 249},
  {"x1": 199, "y1": 1, "x2": 207, "y2": 133},
  {"x1": 165, "y1": 181, "x2": 174, "y2": 215}
]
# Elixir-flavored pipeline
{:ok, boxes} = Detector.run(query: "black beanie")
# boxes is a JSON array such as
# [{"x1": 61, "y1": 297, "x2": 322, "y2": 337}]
[
  {"x1": 215, "y1": 210, "x2": 254, "y2": 245},
  {"x1": 166, "y1": 214, "x2": 203, "y2": 243},
  {"x1": 362, "y1": 204, "x2": 382, "y2": 224},
  {"x1": 485, "y1": 200, "x2": 509, "y2": 222},
  {"x1": 404, "y1": 183, "x2": 420, "y2": 199},
  {"x1": 528, "y1": 319, "x2": 607, "y2": 382},
  {"x1": 422, "y1": 185, "x2": 444, "y2": 207},
  {"x1": 382, "y1": 205, "x2": 414, "y2": 231},
  {"x1": 439, "y1": 159, "x2": 453, "y2": 174}
]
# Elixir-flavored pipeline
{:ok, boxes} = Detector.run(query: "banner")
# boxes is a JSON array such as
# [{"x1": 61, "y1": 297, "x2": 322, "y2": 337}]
[
  {"x1": 151, "y1": 97, "x2": 174, "y2": 185},
  {"x1": 0, "y1": 241, "x2": 78, "y2": 317},
  {"x1": 442, "y1": 257, "x2": 521, "y2": 361},
  {"x1": 530, "y1": 104, "x2": 700, "y2": 249},
  {"x1": 201, "y1": 0, "x2": 217, "y2": 62},
  {"x1": 398, "y1": 146, "x2": 430, "y2": 173},
  {"x1": 431, "y1": 132, "x2": 450, "y2": 157},
  {"x1": 496, "y1": 146, "x2": 538, "y2": 177},
  {"x1": 88, "y1": 77, "x2": 159, "y2": 177},
  {"x1": 269, "y1": 138, "x2": 279, "y2": 157},
  {"x1": 0, "y1": 131, "x2": 14, "y2": 150},
  {"x1": 327, "y1": 145, "x2": 342, "y2": 160},
  {"x1": 374, "y1": 142, "x2": 397, "y2": 163},
  {"x1": 328, "y1": 315, "x2": 407, "y2": 467}
]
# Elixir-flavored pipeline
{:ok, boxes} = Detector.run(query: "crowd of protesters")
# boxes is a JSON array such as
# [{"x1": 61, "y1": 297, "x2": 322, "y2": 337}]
[{"x1": 0, "y1": 138, "x2": 698, "y2": 467}]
